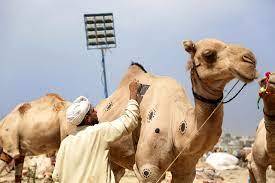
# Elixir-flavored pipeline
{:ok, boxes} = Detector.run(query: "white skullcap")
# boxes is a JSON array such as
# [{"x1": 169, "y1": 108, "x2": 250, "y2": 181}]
[{"x1": 66, "y1": 96, "x2": 91, "y2": 126}]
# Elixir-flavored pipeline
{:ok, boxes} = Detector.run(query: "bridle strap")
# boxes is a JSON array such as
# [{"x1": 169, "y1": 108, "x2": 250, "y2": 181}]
[
  {"x1": 191, "y1": 65, "x2": 221, "y2": 96},
  {"x1": 192, "y1": 82, "x2": 246, "y2": 105},
  {"x1": 191, "y1": 64, "x2": 247, "y2": 105},
  {"x1": 192, "y1": 88, "x2": 223, "y2": 105}
]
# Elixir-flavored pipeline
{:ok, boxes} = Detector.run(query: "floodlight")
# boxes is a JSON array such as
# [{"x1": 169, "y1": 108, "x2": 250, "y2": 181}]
[
  {"x1": 84, "y1": 13, "x2": 116, "y2": 49},
  {"x1": 84, "y1": 13, "x2": 117, "y2": 98}
]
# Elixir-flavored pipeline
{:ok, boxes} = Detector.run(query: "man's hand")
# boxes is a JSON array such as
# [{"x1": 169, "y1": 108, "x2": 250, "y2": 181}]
[{"x1": 129, "y1": 79, "x2": 141, "y2": 102}]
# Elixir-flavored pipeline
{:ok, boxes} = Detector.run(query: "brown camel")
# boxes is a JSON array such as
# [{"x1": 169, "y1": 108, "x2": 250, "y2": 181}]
[
  {"x1": 248, "y1": 72, "x2": 275, "y2": 183},
  {"x1": 95, "y1": 38, "x2": 258, "y2": 182},
  {"x1": 0, "y1": 94, "x2": 75, "y2": 182}
]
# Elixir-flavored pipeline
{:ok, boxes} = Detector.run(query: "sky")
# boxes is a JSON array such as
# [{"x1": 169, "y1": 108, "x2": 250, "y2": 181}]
[{"x1": 0, "y1": 0, "x2": 274, "y2": 136}]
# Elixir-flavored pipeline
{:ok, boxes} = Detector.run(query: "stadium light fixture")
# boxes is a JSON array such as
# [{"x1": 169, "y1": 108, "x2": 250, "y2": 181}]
[{"x1": 84, "y1": 13, "x2": 117, "y2": 98}]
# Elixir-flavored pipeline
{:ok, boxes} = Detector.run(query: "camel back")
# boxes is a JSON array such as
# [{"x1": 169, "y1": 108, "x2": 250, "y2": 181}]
[
  {"x1": 0, "y1": 93, "x2": 71, "y2": 157},
  {"x1": 96, "y1": 63, "x2": 192, "y2": 123},
  {"x1": 95, "y1": 63, "x2": 195, "y2": 165}
]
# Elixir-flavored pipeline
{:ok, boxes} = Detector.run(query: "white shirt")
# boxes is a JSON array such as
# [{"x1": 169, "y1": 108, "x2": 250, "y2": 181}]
[{"x1": 52, "y1": 99, "x2": 139, "y2": 183}]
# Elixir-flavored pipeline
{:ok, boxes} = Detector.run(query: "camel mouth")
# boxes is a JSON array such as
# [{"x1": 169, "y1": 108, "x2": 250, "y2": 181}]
[
  {"x1": 242, "y1": 55, "x2": 256, "y2": 66},
  {"x1": 233, "y1": 70, "x2": 256, "y2": 83}
]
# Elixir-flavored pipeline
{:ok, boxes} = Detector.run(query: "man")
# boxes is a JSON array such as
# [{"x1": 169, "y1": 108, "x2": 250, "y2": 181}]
[{"x1": 52, "y1": 80, "x2": 141, "y2": 183}]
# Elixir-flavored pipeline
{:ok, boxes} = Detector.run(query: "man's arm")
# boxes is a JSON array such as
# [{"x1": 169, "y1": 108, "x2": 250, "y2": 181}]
[{"x1": 102, "y1": 80, "x2": 141, "y2": 143}]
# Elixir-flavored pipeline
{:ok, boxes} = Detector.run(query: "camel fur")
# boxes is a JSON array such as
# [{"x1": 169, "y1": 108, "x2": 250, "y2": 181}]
[
  {"x1": 0, "y1": 94, "x2": 76, "y2": 182},
  {"x1": 248, "y1": 73, "x2": 275, "y2": 183},
  {"x1": 95, "y1": 38, "x2": 258, "y2": 183}
]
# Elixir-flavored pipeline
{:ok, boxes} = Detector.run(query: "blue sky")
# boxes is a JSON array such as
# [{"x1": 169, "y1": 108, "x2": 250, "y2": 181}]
[{"x1": 0, "y1": 0, "x2": 274, "y2": 135}]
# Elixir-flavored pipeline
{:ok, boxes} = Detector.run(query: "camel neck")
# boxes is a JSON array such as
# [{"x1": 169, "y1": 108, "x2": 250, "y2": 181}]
[
  {"x1": 190, "y1": 70, "x2": 225, "y2": 128},
  {"x1": 194, "y1": 99, "x2": 224, "y2": 129},
  {"x1": 263, "y1": 97, "x2": 275, "y2": 122},
  {"x1": 263, "y1": 97, "x2": 275, "y2": 157}
]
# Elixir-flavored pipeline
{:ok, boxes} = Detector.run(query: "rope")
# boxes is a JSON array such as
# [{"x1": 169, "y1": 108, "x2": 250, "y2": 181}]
[
  {"x1": 223, "y1": 81, "x2": 247, "y2": 104},
  {"x1": 155, "y1": 80, "x2": 243, "y2": 183}
]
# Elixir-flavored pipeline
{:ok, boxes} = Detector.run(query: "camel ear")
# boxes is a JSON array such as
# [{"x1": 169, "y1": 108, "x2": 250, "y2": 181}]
[{"x1": 182, "y1": 40, "x2": 196, "y2": 55}]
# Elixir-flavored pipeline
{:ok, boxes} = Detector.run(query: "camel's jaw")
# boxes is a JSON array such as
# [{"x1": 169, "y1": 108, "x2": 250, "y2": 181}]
[
  {"x1": 232, "y1": 69, "x2": 257, "y2": 83},
  {"x1": 231, "y1": 61, "x2": 257, "y2": 83}
]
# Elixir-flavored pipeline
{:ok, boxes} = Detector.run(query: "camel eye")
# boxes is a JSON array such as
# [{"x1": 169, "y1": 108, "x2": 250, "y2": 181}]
[{"x1": 202, "y1": 49, "x2": 217, "y2": 63}]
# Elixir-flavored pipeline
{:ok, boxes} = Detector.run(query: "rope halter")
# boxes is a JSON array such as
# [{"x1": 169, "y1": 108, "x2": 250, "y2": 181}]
[{"x1": 258, "y1": 72, "x2": 274, "y2": 108}]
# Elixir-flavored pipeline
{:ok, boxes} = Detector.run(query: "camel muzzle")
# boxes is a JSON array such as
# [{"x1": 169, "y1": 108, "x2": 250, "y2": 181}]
[{"x1": 242, "y1": 52, "x2": 256, "y2": 66}]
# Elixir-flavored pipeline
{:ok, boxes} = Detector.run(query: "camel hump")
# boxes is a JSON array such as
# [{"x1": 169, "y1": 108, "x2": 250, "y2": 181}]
[
  {"x1": 18, "y1": 103, "x2": 31, "y2": 115},
  {"x1": 129, "y1": 62, "x2": 147, "y2": 73},
  {"x1": 118, "y1": 62, "x2": 148, "y2": 88},
  {"x1": 46, "y1": 93, "x2": 65, "y2": 101}
]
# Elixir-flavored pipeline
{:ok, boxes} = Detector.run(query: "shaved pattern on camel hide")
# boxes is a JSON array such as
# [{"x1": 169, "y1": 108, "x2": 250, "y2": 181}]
[
  {"x1": 155, "y1": 128, "x2": 160, "y2": 134},
  {"x1": 147, "y1": 109, "x2": 156, "y2": 123},
  {"x1": 104, "y1": 102, "x2": 113, "y2": 112},
  {"x1": 95, "y1": 39, "x2": 258, "y2": 183},
  {"x1": 142, "y1": 168, "x2": 152, "y2": 179},
  {"x1": 179, "y1": 120, "x2": 187, "y2": 134},
  {"x1": 18, "y1": 103, "x2": 31, "y2": 115}
]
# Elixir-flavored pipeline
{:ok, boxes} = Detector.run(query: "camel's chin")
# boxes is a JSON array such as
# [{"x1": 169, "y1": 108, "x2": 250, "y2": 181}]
[{"x1": 233, "y1": 70, "x2": 256, "y2": 83}]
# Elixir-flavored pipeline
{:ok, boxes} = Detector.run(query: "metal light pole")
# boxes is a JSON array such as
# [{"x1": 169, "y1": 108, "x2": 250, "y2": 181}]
[
  {"x1": 101, "y1": 49, "x2": 108, "y2": 97},
  {"x1": 84, "y1": 13, "x2": 116, "y2": 98}
]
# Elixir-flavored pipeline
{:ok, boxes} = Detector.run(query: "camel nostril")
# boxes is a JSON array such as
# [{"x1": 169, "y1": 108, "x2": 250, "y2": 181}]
[{"x1": 242, "y1": 53, "x2": 256, "y2": 65}]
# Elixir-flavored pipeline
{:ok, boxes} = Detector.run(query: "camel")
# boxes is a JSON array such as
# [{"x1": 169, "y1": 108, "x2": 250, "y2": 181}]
[
  {"x1": 248, "y1": 72, "x2": 275, "y2": 183},
  {"x1": 95, "y1": 38, "x2": 258, "y2": 182},
  {"x1": 0, "y1": 94, "x2": 76, "y2": 182}
]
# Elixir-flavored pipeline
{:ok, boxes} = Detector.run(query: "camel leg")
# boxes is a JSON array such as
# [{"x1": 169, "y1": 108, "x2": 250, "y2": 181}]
[
  {"x1": 110, "y1": 162, "x2": 125, "y2": 183},
  {"x1": 248, "y1": 167, "x2": 257, "y2": 183},
  {"x1": 171, "y1": 170, "x2": 196, "y2": 183},
  {"x1": 250, "y1": 162, "x2": 267, "y2": 183},
  {"x1": 0, "y1": 149, "x2": 13, "y2": 174},
  {"x1": 14, "y1": 155, "x2": 25, "y2": 183},
  {"x1": 0, "y1": 148, "x2": 6, "y2": 174}
]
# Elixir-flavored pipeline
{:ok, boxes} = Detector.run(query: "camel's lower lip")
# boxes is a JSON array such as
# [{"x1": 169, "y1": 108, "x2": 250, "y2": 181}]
[
  {"x1": 234, "y1": 71, "x2": 255, "y2": 83},
  {"x1": 243, "y1": 58, "x2": 256, "y2": 65}
]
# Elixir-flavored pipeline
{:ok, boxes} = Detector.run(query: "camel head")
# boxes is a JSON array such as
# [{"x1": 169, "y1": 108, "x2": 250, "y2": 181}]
[
  {"x1": 258, "y1": 72, "x2": 275, "y2": 117},
  {"x1": 259, "y1": 72, "x2": 275, "y2": 96},
  {"x1": 183, "y1": 39, "x2": 257, "y2": 99}
]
